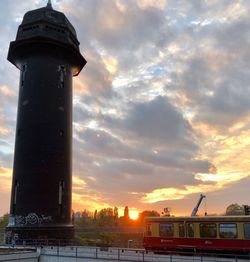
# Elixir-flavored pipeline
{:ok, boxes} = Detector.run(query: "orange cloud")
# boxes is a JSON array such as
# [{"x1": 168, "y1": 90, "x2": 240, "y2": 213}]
[
  {"x1": 72, "y1": 192, "x2": 110, "y2": 212},
  {"x1": 0, "y1": 85, "x2": 16, "y2": 97},
  {"x1": 103, "y1": 57, "x2": 118, "y2": 74},
  {"x1": 0, "y1": 167, "x2": 12, "y2": 192},
  {"x1": 141, "y1": 185, "x2": 211, "y2": 203},
  {"x1": 72, "y1": 175, "x2": 86, "y2": 191},
  {"x1": 0, "y1": 127, "x2": 11, "y2": 136},
  {"x1": 142, "y1": 170, "x2": 250, "y2": 204},
  {"x1": 137, "y1": 0, "x2": 167, "y2": 9}
]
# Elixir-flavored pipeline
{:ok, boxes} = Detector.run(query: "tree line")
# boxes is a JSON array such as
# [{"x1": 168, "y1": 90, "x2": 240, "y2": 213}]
[
  {"x1": 73, "y1": 207, "x2": 160, "y2": 227},
  {"x1": 0, "y1": 203, "x2": 248, "y2": 229}
]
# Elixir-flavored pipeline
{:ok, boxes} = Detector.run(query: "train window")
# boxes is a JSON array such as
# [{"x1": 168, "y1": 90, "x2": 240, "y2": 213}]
[
  {"x1": 200, "y1": 223, "x2": 217, "y2": 238},
  {"x1": 244, "y1": 223, "x2": 250, "y2": 239},
  {"x1": 146, "y1": 224, "x2": 152, "y2": 236},
  {"x1": 187, "y1": 223, "x2": 194, "y2": 237},
  {"x1": 179, "y1": 223, "x2": 185, "y2": 237},
  {"x1": 219, "y1": 224, "x2": 237, "y2": 239},
  {"x1": 159, "y1": 223, "x2": 174, "y2": 237}
]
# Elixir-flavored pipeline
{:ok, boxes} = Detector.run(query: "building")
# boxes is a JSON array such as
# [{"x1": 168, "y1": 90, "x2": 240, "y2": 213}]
[{"x1": 6, "y1": 0, "x2": 86, "y2": 243}]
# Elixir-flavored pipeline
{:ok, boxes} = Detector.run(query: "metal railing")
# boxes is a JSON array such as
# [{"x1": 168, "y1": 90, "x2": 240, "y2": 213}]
[
  {"x1": 3, "y1": 239, "x2": 250, "y2": 262},
  {"x1": 39, "y1": 246, "x2": 250, "y2": 262}
]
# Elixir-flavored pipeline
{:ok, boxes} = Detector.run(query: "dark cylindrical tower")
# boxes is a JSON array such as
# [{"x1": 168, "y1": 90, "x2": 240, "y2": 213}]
[{"x1": 6, "y1": 1, "x2": 86, "y2": 242}]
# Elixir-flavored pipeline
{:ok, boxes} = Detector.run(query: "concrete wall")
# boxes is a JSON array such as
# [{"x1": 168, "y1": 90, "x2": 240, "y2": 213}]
[
  {"x1": 40, "y1": 256, "x2": 104, "y2": 261},
  {"x1": 0, "y1": 252, "x2": 39, "y2": 261}
]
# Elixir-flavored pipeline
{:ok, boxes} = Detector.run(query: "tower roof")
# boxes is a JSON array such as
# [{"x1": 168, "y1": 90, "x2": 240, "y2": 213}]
[
  {"x1": 8, "y1": 1, "x2": 86, "y2": 75},
  {"x1": 14, "y1": 1, "x2": 80, "y2": 52},
  {"x1": 21, "y1": 5, "x2": 77, "y2": 37}
]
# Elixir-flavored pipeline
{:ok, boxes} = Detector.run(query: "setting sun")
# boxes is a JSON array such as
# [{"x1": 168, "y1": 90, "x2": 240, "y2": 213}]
[{"x1": 129, "y1": 212, "x2": 139, "y2": 220}]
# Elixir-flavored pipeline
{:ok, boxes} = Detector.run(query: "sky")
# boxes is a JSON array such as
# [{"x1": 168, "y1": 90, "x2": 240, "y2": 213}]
[{"x1": 0, "y1": 0, "x2": 250, "y2": 217}]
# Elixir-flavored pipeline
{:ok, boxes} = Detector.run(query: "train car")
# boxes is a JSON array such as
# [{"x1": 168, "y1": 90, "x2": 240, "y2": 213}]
[{"x1": 143, "y1": 216, "x2": 250, "y2": 253}]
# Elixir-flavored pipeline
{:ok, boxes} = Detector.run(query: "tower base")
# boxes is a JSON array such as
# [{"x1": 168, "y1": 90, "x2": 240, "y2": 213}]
[{"x1": 5, "y1": 225, "x2": 74, "y2": 245}]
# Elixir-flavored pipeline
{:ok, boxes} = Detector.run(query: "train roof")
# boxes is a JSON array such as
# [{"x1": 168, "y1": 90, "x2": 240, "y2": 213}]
[{"x1": 145, "y1": 216, "x2": 250, "y2": 222}]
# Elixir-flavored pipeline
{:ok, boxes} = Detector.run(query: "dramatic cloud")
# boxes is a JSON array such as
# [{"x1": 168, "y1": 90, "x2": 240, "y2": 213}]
[{"x1": 0, "y1": 0, "x2": 249, "y2": 216}]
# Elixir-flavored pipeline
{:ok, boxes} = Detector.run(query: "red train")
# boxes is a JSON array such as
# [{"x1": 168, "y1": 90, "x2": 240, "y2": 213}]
[{"x1": 143, "y1": 216, "x2": 250, "y2": 253}]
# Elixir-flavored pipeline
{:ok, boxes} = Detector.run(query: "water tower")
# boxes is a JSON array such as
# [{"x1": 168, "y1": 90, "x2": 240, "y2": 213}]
[{"x1": 6, "y1": 0, "x2": 86, "y2": 242}]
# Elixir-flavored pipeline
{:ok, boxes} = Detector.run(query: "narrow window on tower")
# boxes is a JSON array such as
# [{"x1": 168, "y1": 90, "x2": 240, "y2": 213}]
[
  {"x1": 59, "y1": 180, "x2": 65, "y2": 216},
  {"x1": 14, "y1": 180, "x2": 19, "y2": 205},
  {"x1": 58, "y1": 65, "x2": 66, "y2": 88},
  {"x1": 59, "y1": 129, "x2": 64, "y2": 137},
  {"x1": 12, "y1": 180, "x2": 19, "y2": 213},
  {"x1": 21, "y1": 64, "x2": 27, "y2": 87}
]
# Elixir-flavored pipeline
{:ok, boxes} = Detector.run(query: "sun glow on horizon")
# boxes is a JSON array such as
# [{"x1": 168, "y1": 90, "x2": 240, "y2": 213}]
[{"x1": 129, "y1": 211, "x2": 139, "y2": 220}]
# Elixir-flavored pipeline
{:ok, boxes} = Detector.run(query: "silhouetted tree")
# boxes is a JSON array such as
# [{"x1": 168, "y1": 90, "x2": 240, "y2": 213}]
[
  {"x1": 0, "y1": 213, "x2": 9, "y2": 228},
  {"x1": 74, "y1": 209, "x2": 94, "y2": 226},
  {"x1": 97, "y1": 208, "x2": 114, "y2": 226},
  {"x1": 94, "y1": 210, "x2": 98, "y2": 221},
  {"x1": 225, "y1": 203, "x2": 244, "y2": 216},
  {"x1": 114, "y1": 207, "x2": 119, "y2": 225},
  {"x1": 124, "y1": 206, "x2": 129, "y2": 220}
]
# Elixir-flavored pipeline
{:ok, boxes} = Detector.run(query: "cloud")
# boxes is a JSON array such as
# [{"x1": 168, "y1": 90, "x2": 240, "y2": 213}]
[
  {"x1": 0, "y1": 167, "x2": 12, "y2": 192},
  {"x1": 73, "y1": 94, "x2": 214, "y2": 174},
  {"x1": 118, "y1": 96, "x2": 194, "y2": 146},
  {"x1": 72, "y1": 192, "x2": 110, "y2": 212},
  {"x1": 74, "y1": 50, "x2": 114, "y2": 94},
  {"x1": 64, "y1": 0, "x2": 250, "y2": 214},
  {"x1": 194, "y1": 85, "x2": 250, "y2": 128},
  {"x1": 0, "y1": 0, "x2": 250, "y2": 216},
  {"x1": 63, "y1": 0, "x2": 168, "y2": 50},
  {"x1": 71, "y1": 95, "x2": 216, "y2": 208},
  {"x1": 142, "y1": 171, "x2": 250, "y2": 204}
]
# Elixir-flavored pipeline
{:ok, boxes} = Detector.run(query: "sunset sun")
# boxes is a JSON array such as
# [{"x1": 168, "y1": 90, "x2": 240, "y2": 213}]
[{"x1": 129, "y1": 212, "x2": 139, "y2": 220}]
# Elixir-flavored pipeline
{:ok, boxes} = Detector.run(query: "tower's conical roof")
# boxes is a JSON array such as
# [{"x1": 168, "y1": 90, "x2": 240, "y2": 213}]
[
  {"x1": 8, "y1": 1, "x2": 86, "y2": 75},
  {"x1": 15, "y1": 2, "x2": 79, "y2": 49}
]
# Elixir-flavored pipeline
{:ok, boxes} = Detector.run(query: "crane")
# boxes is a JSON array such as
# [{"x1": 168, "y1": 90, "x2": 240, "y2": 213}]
[{"x1": 191, "y1": 193, "x2": 206, "y2": 216}]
